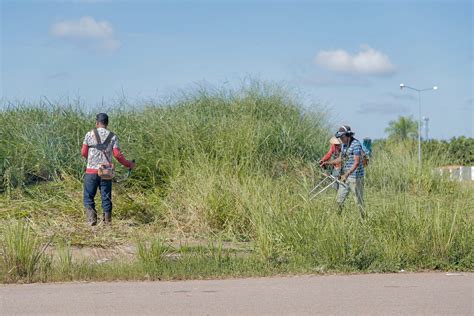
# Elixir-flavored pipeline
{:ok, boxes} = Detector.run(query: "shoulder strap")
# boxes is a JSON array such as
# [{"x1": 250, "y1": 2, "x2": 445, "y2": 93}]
[
  {"x1": 101, "y1": 132, "x2": 115, "y2": 164},
  {"x1": 90, "y1": 129, "x2": 115, "y2": 150},
  {"x1": 102, "y1": 131, "x2": 115, "y2": 148},
  {"x1": 93, "y1": 128, "x2": 101, "y2": 145},
  {"x1": 348, "y1": 137, "x2": 355, "y2": 149}
]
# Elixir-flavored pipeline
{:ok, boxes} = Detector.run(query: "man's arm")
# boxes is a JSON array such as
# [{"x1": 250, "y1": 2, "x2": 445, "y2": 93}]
[
  {"x1": 113, "y1": 148, "x2": 135, "y2": 169},
  {"x1": 112, "y1": 136, "x2": 135, "y2": 169},
  {"x1": 320, "y1": 144, "x2": 335, "y2": 162},
  {"x1": 81, "y1": 145, "x2": 88, "y2": 158},
  {"x1": 81, "y1": 133, "x2": 89, "y2": 158},
  {"x1": 341, "y1": 155, "x2": 360, "y2": 181},
  {"x1": 322, "y1": 157, "x2": 342, "y2": 166}
]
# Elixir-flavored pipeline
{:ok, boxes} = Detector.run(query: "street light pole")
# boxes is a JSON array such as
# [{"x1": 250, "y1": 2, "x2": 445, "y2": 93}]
[
  {"x1": 423, "y1": 116, "x2": 430, "y2": 140},
  {"x1": 399, "y1": 83, "x2": 438, "y2": 168},
  {"x1": 418, "y1": 90, "x2": 422, "y2": 165}
]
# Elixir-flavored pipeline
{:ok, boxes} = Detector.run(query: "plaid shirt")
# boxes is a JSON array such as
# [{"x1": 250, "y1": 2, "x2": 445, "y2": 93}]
[{"x1": 341, "y1": 138, "x2": 364, "y2": 179}]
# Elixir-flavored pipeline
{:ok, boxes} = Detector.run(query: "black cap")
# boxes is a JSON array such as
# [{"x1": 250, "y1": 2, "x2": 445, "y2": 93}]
[
  {"x1": 96, "y1": 113, "x2": 109, "y2": 125},
  {"x1": 335, "y1": 125, "x2": 354, "y2": 138}
]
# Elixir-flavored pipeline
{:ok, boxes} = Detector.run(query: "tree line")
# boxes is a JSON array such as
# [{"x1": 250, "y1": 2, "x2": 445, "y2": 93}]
[{"x1": 383, "y1": 116, "x2": 474, "y2": 165}]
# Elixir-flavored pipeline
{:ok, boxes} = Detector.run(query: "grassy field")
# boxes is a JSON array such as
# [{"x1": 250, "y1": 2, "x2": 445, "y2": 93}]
[{"x1": 0, "y1": 83, "x2": 472, "y2": 283}]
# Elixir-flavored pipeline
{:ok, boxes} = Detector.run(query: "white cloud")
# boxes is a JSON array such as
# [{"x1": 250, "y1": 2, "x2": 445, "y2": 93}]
[
  {"x1": 315, "y1": 46, "x2": 396, "y2": 76},
  {"x1": 51, "y1": 16, "x2": 113, "y2": 39},
  {"x1": 50, "y1": 16, "x2": 120, "y2": 52}
]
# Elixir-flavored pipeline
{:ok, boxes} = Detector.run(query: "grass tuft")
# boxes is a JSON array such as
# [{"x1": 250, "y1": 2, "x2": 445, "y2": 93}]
[{"x1": 0, "y1": 221, "x2": 52, "y2": 282}]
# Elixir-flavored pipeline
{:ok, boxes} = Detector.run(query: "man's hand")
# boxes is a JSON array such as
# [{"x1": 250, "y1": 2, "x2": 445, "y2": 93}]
[
  {"x1": 319, "y1": 160, "x2": 326, "y2": 167},
  {"x1": 340, "y1": 173, "x2": 349, "y2": 182},
  {"x1": 129, "y1": 161, "x2": 136, "y2": 169}
]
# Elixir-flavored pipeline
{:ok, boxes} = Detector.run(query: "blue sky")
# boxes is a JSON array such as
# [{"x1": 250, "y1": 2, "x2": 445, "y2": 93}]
[{"x1": 1, "y1": 0, "x2": 472, "y2": 139}]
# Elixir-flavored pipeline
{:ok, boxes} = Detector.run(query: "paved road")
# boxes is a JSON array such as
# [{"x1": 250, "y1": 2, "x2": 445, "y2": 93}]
[{"x1": 1, "y1": 273, "x2": 472, "y2": 315}]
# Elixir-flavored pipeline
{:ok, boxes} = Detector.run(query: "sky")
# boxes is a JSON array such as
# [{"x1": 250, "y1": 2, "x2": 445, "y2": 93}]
[{"x1": 1, "y1": 0, "x2": 473, "y2": 139}]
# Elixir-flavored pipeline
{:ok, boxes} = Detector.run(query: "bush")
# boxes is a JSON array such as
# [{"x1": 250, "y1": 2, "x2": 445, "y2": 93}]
[{"x1": 423, "y1": 137, "x2": 474, "y2": 165}]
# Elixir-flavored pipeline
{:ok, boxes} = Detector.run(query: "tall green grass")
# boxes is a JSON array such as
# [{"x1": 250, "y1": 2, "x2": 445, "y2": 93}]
[
  {"x1": 0, "y1": 82, "x2": 329, "y2": 192},
  {"x1": 0, "y1": 221, "x2": 52, "y2": 282},
  {"x1": 0, "y1": 82, "x2": 472, "y2": 283}
]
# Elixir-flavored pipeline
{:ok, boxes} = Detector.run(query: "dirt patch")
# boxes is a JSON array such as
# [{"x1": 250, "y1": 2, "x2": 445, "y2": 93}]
[{"x1": 49, "y1": 240, "x2": 254, "y2": 263}]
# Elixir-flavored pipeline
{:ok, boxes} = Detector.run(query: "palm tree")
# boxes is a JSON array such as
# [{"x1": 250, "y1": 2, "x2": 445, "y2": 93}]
[{"x1": 385, "y1": 116, "x2": 418, "y2": 140}]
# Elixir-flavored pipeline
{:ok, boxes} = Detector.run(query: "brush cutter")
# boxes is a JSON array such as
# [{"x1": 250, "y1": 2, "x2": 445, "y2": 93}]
[
  {"x1": 99, "y1": 160, "x2": 136, "y2": 209},
  {"x1": 308, "y1": 168, "x2": 347, "y2": 200},
  {"x1": 114, "y1": 160, "x2": 135, "y2": 183}
]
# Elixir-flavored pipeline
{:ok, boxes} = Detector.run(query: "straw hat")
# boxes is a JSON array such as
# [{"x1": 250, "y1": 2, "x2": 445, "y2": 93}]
[{"x1": 329, "y1": 136, "x2": 342, "y2": 145}]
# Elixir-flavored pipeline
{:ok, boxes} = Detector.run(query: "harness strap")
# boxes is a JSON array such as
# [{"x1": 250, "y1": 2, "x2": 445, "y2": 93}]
[
  {"x1": 92, "y1": 128, "x2": 101, "y2": 147},
  {"x1": 102, "y1": 131, "x2": 115, "y2": 149},
  {"x1": 339, "y1": 137, "x2": 356, "y2": 171},
  {"x1": 90, "y1": 129, "x2": 115, "y2": 148},
  {"x1": 90, "y1": 128, "x2": 115, "y2": 164}
]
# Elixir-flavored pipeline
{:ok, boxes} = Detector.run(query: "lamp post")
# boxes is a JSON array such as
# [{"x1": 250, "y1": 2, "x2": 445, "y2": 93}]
[
  {"x1": 399, "y1": 83, "x2": 438, "y2": 168},
  {"x1": 423, "y1": 116, "x2": 429, "y2": 140}
]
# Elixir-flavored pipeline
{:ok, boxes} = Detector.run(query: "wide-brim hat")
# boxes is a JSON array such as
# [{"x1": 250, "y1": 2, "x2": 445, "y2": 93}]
[{"x1": 330, "y1": 136, "x2": 342, "y2": 145}]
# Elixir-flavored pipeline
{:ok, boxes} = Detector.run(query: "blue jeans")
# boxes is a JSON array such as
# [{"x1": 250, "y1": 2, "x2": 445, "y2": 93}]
[{"x1": 83, "y1": 173, "x2": 113, "y2": 215}]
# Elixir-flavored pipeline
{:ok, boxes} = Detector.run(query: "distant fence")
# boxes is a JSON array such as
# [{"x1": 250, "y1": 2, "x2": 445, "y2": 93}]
[{"x1": 436, "y1": 166, "x2": 474, "y2": 182}]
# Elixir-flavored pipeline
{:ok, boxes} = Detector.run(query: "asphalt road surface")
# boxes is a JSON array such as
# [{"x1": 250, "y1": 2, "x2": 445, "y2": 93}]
[{"x1": 1, "y1": 273, "x2": 472, "y2": 315}]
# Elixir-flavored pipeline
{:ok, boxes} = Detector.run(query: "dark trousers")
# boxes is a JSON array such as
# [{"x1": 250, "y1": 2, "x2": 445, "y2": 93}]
[{"x1": 83, "y1": 173, "x2": 113, "y2": 214}]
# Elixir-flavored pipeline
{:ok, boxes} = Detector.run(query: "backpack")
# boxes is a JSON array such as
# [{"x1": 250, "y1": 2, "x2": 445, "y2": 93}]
[
  {"x1": 361, "y1": 138, "x2": 372, "y2": 167},
  {"x1": 361, "y1": 148, "x2": 369, "y2": 167},
  {"x1": 90, "y1": 129, "x2": 115, "y2": 180}
]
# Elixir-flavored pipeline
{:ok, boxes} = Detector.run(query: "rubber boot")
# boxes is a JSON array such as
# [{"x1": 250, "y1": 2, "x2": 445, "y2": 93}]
[
  {"x1": 103, "y1": 212, "x2": 112, "y2": 225},
  {"x1": 86, "y1": 207, "x2": 97, "y2": 226}
]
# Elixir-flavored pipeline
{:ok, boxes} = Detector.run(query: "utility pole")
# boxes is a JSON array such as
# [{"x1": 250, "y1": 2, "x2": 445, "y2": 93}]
[
  {"x1": 399, "y1": 84, "x2": 438, "y2": 168},
  {"x1": 423, "y1": 116, "x2": 429, "y2": 140}
]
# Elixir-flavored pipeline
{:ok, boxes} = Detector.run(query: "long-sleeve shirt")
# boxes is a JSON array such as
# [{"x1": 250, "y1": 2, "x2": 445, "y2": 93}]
[
  {"x1": 321, "y1": 144, "x2": 342, "y2": 169},
  {"x1": 81, "y1": 128, "x2": 134, "y2": 174}
]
